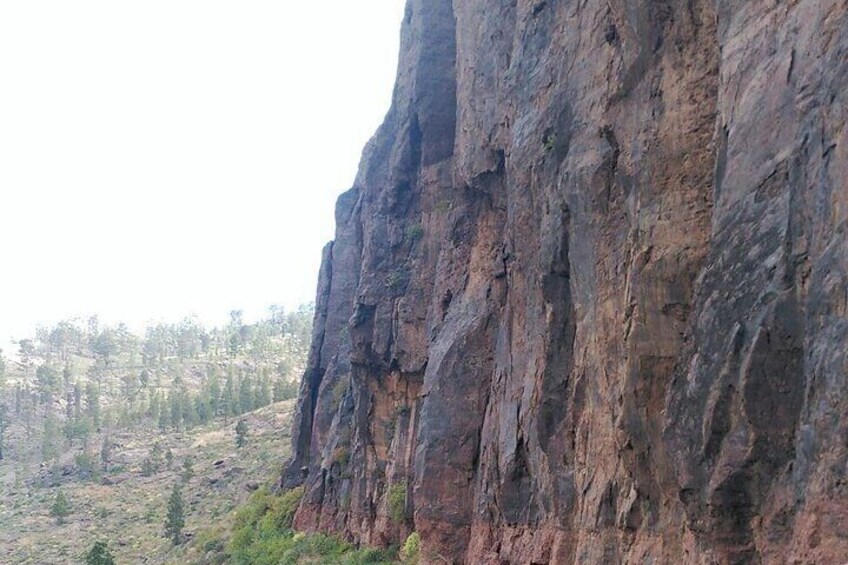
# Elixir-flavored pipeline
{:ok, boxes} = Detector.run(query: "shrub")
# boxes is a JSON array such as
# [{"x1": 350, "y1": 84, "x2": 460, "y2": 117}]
[
  {"x1": 543, "y1": 131, "x2": 557, "y2": 153},
  {"x1": 401, "y1": 532, "x2": 420, "y2": 564},
  {"x1": 225, "y1": 485, "x2": 396, "y2": 565},
  {"x1": 193, "y1": 526, "x2": 228, "y2": 563},
  {"x1": 387, "y1": 482, "x2": 407, "y2": 524},
  {"x1": 229, "y1": 486, "x2": 303, "y2": 565},
  {"x1": 406, "y1": 225, "x2": 424, "y2": 242},
  {"x1": 331, "y1": 377, "x2": 348, "y2": 408},
  {"x1": 75, "y1": 450, "x2": 96, "y2": 478},
  {"x1": 333, "y1": 446, "x2": 350, "y2": 467},
  {"x1": 141, "y1": 457, "x2": 156, "y2": 477},
  {"x1": 84, "y1": 540, "x2": 115, "y2": 565},
  {"x1": 235, "y1": 419, "x2": 249, "y2": 448},
  {"x1": 266, "y1": 486, "x2": 304, "y2": 532},
  {"x1": 50, "y1": 490, "x2": 71, "y2": 524},
  {"x1": 386, "y1": 269, "x2": 409, "y2": 292}
]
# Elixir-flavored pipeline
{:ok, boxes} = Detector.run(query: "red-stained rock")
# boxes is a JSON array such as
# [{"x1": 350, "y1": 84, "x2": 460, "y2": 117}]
[{"x1": 285, "y1": 1, "x2": 848, "y2": 563}]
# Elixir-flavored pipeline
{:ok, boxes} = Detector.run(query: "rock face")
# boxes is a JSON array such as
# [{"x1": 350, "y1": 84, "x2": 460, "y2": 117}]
[{"x1": 284, "y1": 1, "x2": 847, "y2": 563}]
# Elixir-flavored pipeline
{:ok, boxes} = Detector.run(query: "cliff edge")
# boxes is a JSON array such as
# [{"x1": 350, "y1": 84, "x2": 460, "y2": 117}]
[{"x1": 285, "y1": 1, "x2": 848, "y2": 563}]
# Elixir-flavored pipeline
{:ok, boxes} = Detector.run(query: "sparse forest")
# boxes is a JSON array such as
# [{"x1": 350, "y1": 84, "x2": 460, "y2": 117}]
[
  {"x1": 0, "y1": 305, "x2": 311, "y2": 475},
  {"x1": 0, "y1": 305, "x2": 313, "y2": 563}
]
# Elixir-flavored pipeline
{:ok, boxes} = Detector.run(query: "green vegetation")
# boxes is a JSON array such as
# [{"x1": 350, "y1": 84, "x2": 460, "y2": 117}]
[
  {"x1": 0, "y1": 402, "x2": 8, "y2": 461},
  {"x1": 220, "y1": 486, "x2": 397, "y2": 565},
  {"x1": 387, "y1": 482, "x2": 407, "y2": 524},
  {"x1": 84, "y1": 540, "x2": 116, "y2": 565},
  {"x1": 543, "y1": 131, "x2": 557, "y2": 153},
  {"x1": 0, "y1": 398, "x2": 304, "y2": 564},
  {"x1": 0, "y1": 305, "x2": 311, "y2": 467},
  {"x1": 386, "y1": 269, "x2": 410, "y2": 292},
  {"x1": 0, "y1": 305, "x2": 313, "y2": 564},
  {"x1": 400, "y1": 532, "x2": 420, "y2": 565},
  {"x1": 0, "y1": 302, "x2": 401, "y2": 564},
  {"x1": 235, "y1": 418, "x2": 249, "y2": 448},
  {"x1": 181, "y1": 456, "x2": 194, "y2": 484},
  {"x1": 405, "y1": 224, "x2": 424, "y2": 242},
  {"x1": 165, "y1": 482, "x2": 185, "y2": 545},
  {"x1": 330, "y1": 376, "x2": 349, "y2": 410},
  {"x1": 50, "y1": 490, "x2": 72, "y2": 524}
]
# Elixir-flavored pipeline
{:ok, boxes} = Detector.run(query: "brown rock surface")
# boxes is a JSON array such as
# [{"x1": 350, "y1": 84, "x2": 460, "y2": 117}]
[{"x1": 284, "y1": 1, "x2": 848, "y2": 563}]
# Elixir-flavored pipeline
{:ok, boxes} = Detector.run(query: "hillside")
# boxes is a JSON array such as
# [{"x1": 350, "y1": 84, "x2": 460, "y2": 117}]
[
  {"x1": 0, "y1": 307, "x2": 311, "y2": 467},
  {"x1": 0, "y1": 400, "x2": 295, "y2": 564},
  {"x1": 283, "y1": 1, "x2": 848, "y2": 564},
  {"x1": 0, "y1": 307, "x2": 314, "y2": 563}
]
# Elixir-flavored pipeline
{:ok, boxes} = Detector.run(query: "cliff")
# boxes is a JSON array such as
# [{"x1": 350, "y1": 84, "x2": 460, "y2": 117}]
[{"x1": 284, "y1": 1, "x2": 848, "y2": 563}]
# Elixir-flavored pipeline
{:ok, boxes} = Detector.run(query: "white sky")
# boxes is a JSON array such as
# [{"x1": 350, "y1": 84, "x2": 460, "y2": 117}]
[{"x1": 0, "y1": 1, "x2": 405, "y2": 348}]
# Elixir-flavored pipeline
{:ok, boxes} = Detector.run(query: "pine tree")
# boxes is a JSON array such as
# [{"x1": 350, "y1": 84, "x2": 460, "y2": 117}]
[
  {"x1": 0, "y1": 404, "x2": 8, "y2": 460},
  {"x1": 169, "y1": 392, "x2": 182, "y2": 431},
  {"x1": 208, "y1": 370, "x2": 221, "y2": 416},
  {"x1": 141, "y1": 456, "x2": 156, "y2": 477},
  {"x1": 14, "y1": 383, "x2": 22, "y2": 415},
  {"x1": 273, "y1": 378, "x2": 284, "y2": 402},
  {"x1": 164, "y1": 482, "x2": 185, "y2": 545},
  {"x1": 150, "y1": 442, "x2": 163, "y2": 467},
  {"x1": 149, "y1": 390, "x2": 161, "y2": 422},
  {"x1": 194, "y1": 392, "x2": 210, "y2": 424},
  {"x1": 62, "y1": 364, "x2": 72, "y2": 388},
  {"x1": 223, "y1": 372, "x2": 236, "y2": 423},
  {"x1": 238, "y1": 374, "x2": 253, "y2": 414},
  {"x1": 51, "y1": 490, "x2": 72, "y2": 524},
  {"x1": 181, "y1": 456, "x2": 194, "y2": 484},
  {"x1": 84, "y1": 540, "x2": 116, "y2": 565},
  {"x1": 42, "y1": 412, "x2": 61, "y2": 462},
  {"x1": 158, "y1": 402, "x2": 169, "y2": 432},
  {"x1": 65, "y1": 391, "x2": 74, "y2": 422},
  {"x1": 256, "y1": 374, "x2": 271, "y2": 408},
  {"x1": 0, "y1": 348, "x2": 6, "y2": 388},
  {"x1": 36, "y1": 365, "x2": 60, "y2": 400},
  {"x1": 75, "y1": 449, "x2": 96, "y2": 478},
  {"x1": 73, "y1": 382, "x2": 83, "y2": 419},
  {"x1": 235, "y1": 419, "x2": 249, "y2": 448},
  {"x1": 85, "y1": 381, "x2": 100, "y2": 428},
  {"x1": 100, "y1": 435, "x2": 113, "y2": 472},
  {"x1": 180, "y1": 388, "x2": 196, "y2": 429}
]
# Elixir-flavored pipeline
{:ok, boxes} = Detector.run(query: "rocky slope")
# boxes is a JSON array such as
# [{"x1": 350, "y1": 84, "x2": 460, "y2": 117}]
[{"x1": 284, "y1": 1, "x2": 847, "y2": 563}]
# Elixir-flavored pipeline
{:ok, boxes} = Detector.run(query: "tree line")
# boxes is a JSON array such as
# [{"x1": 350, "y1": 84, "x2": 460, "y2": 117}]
[{"x1": 0, "y1": 304, "x2": 312, "y2": 474}]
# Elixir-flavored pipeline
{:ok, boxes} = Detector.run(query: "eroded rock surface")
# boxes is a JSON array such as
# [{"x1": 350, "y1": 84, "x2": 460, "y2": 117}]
[{"x1": 284, "y1": 1, "x2": 848, "y2": 563}]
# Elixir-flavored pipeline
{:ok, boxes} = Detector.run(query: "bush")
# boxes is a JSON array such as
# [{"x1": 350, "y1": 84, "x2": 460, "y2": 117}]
[
  {"x1": 84, "y1": 540, "x2": 115, "y2": 565},
  {"x1": 226, "y1": 485, "x2": 396, "y2": 565},
  {"x1": 75, "y1": 450, "x2": 96, "y2": 478},
  {"x1": 406, "y1": 225, "x2": 424, "y2": 242},
  {"x1": 330, "y1": 377, "x2": 348, "y2": 409},
  {"x1": 401, "y1": 532, "x2": 420, "y2": 564},
  {"x1": 263, "y1": 485, "x2": 304, "y2": 532},
  {"x1": 543, "y1": 131, "x2": 557, "y2": 153},
  {"x1": 386, "y1": 269, "x2": 409, "y2": 292},
  {"x1": 387, "y1": 482, "x2": 407, "y2": 524},
  {"x1": 51, "y1": 490, "x2": 71, "y2": 524},
  {"x1": 235, "y1": 419, "x2": 249, "y2": 448},
  {"x1": 333, "y1": 446, "x2": 350, "y2": 467}
]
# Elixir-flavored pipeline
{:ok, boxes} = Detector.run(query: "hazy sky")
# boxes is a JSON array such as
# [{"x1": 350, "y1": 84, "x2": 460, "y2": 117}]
[{"x1": 0, "y1": 1, "x2": 405, "y2": 347}]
